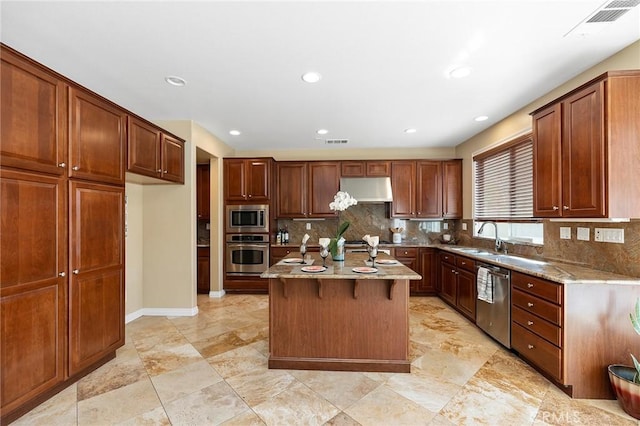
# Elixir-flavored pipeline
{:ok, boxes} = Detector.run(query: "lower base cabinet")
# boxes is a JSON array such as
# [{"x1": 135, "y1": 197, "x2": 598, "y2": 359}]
[
  {"x1": 438, "y1": 252, "x2": 476, "y2": 322},
  {"x1": 197, "y1": 247, "x2": 210, "y2": 294}
]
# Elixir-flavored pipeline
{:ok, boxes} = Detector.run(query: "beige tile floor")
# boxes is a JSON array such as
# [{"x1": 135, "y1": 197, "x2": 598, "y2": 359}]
[{"x1": 13, "y1": 295, "x2": 638, "y2": 425}]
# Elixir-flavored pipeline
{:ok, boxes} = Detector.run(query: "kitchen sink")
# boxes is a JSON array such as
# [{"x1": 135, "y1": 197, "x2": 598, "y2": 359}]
[
  {"x1": 451, "y1": 247, "x2": 493, "y2": 255},
  {"x1": 493, "y1": 255, "x2": 548, "y2": 266}
]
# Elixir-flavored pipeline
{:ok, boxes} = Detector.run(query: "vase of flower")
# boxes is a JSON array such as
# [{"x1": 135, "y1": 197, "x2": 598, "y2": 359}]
[{"x1": 328, "y1": 191, "x2": 357, "y2": 261}]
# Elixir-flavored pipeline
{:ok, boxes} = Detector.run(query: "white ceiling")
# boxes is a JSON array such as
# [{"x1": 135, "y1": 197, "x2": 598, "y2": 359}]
[{"x1": 1, "y1": 1, "x2": 639, "y2": 152}]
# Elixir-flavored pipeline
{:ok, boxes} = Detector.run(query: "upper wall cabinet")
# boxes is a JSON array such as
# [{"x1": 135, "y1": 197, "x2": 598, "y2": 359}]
[
  {"x1": 276, "y1": 161, "x2": 340, "y2": 218},
  {"x1": 532, "y1": 71, "x2": 640, "y2": 218},
  {"x1": 1, "y1": 47, "x2": 67, "y2": 175},
  {"x1": 391, "y1": 160, "x2": 462, "y2": 219},
  {"x1": 224, "y1": 158, "x2": 272, "y2": 203},
  {"x1": 127, "y1": 116, "x2": 185, "y2": 184},
  {"x1": 341, "y1": 161, "x2": 390, "y2": 177},
  {"x1": 69, "y1": 87, "x2": 126, "y2": 185}
]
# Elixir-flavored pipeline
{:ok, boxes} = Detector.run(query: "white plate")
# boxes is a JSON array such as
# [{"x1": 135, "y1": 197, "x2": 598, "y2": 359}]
[
  {"x1": 352, "y1": 267, "x2": 378, "y2": 274},
  {"x1": 376, "y1": 259, "x2": 398, "y2": 265},
  {"x1": 283, "y1": 258, "x2": 304, "y2": 263},
  {"x1": 301, "y1": 266, "x2": 326, "y2": 273}
]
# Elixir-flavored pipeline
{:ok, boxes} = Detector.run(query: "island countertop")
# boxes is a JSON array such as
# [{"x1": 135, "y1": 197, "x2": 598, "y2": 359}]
[{"x1": 261, "y1": 252, "x2": 422, "y2": 280}]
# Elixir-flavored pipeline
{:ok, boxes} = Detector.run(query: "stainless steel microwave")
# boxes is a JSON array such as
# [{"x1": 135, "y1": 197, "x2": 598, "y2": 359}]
[{"x1": 225, "y1": 204, "x2": 269, "y2": 233}]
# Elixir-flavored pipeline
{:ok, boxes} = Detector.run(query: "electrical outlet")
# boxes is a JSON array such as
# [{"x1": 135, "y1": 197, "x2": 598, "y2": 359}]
[
  {"x1": 462, "y1": 223, "x2": 468, "y2": 231},
  {"x1": 560, "y1": 227, "x2": 571, "y2": 240},
  {"x1": 306, "y1": 223, "x2": 311, "y2": 230},
  {"x1": 205, "y1": 222, "x2": 210, "y2": 230},
  {"x1": 443, "y1": 223, "x2": 449, "y2": 230},
  {"x1": 577, "y1": 227, "x2": 590, "y2": 241}
]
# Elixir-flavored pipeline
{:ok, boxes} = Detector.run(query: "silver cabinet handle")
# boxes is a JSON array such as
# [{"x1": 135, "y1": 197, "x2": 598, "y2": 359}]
[
  {"x1": 461, "y1": 261, "x2": 466, "y2": 265},
  {"x1": 164, "y1": 170, "x2": 168, "y2": 173},
  {"x1": 248, "y1": 194, "x2": 252, "y2": 198},
  {"x1": 58, "y1": 271, "x2": 66, "y2": 277},
  {"x1": 72, "y1": 166, "x2": 80, "y2": 171},
  {"x1": 528, "y1": 344, "x2": 535, "y2": 349},
  {"x1": 527, "y1": 302, "x2": 534, "y2": 307},
  {"x1": 58, "y1": 162, "x2": 66, "y2": 168},
  {"x1": 563, "y1": 206, "x2": 569, "y2": 210},
  {"x1": 552, "y1": 206, "x2": 559, "y2": 211},
  {"x1": 72, "y1": 269, "x2": 79, "y2": 275},
  {"x1": 527, "y1": 320, "x2": 534, "y2": 326},
  {"x1": 157, "y1": 169, "x2": 162, "y2": 173},
  {"x1": 527, "y1": 283, "x2": 534, "y2": 288}
]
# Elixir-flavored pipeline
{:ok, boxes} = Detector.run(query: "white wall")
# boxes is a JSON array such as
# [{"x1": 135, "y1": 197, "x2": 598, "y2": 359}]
[{"x1": 124, "y1": 182, "x2": 143, "y2": 316}]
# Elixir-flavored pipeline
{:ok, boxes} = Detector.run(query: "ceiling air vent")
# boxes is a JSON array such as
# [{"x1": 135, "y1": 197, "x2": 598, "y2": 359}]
[
  {"x1": 565, "y1": 0, "x2": 639, "y2": 36},
  {"x1": 325, "y1": 139, "x2": 349, "y2": 145}
]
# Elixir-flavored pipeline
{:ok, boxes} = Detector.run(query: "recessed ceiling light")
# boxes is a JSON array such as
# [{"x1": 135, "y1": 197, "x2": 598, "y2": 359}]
[
  {"x1": 474, "y1": 115, "x2": 489, "y2": 122},
  {"x1": 301, "y1": 72, "x2": 322, "y2": 83},
  {"x1": 404, "y1": 128, "x2": 417, "y2": 134},
  {"x1": 229, "y1": 130, "x2": 241, "y2": 136},
  {"x1": 165, "y1": 75, "x2": 187, "y2": 86},
  {"x1": 316, "y1": 129, "x2": 329, "y2": 135},
  {"x1": 448, "y1": 67, "x2": 472, "y2": 79}
]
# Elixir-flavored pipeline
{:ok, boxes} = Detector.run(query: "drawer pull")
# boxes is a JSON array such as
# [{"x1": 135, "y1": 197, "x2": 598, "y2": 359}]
[
  {"x1": 72, "y1": 269, "x2": 79, "y2": 275},
  {"x1": 527, "y1": 320, "x2": 534, "y2": 326},
  {"x1": 461, "y1": 261, "x2": 466, "y2": 265},
  {"x1": 58, "y1": 271, "x2": 66, "y2": 277},
  {"x1": 72, "y1": 166, "x2": 80, "y2": 171},
  {"x1": 527, "y1": 283, "x2": 534, "y2": 288},
  {"x1": 527, "y1": 302, "x2": 534, "y2": 307},
  {"x1": 528, "y1": 344, "x2": 535, "y2": 349}
]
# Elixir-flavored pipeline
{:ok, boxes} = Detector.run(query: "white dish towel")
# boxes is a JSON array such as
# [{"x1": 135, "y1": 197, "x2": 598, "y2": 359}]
[{"x1": 477, "y1": 267, "x2": 494, "y2": 304}]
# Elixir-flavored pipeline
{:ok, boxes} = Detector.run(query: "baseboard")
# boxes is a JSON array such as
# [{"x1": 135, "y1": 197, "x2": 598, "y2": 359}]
[
  {"x1": 209, "y1": 289, "x2": 226, "y2": 298},
  {"x1": 125, "y1": 306, "x2": 199, "y2": 324}
]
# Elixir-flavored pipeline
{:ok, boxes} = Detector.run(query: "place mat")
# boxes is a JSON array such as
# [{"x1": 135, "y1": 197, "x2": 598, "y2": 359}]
[{"x1": 278, "y1": 258, "x2": 315, "y2": 266}]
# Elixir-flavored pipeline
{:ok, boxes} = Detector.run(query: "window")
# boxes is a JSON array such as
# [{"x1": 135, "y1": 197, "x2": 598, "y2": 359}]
[{"x1": 473, "y1": 132, "x2": 543, "y2": 245}]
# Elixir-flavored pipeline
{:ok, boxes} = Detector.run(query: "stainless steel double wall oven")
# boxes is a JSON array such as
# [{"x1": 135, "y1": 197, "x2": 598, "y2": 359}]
[{"x1": 225, "y1": 205, "x2": 270, "y2": 276}]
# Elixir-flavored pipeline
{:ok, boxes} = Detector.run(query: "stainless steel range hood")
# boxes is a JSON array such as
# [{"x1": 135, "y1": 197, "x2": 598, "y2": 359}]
[{"x1": 339, "y1": 177, "x2": 393, "y2": 203}]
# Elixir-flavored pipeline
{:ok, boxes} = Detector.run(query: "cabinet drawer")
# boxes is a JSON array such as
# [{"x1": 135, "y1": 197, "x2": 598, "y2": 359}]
[
  {"x1": 512, "y1": 288, "x2": 561, "y2": 325},
  {"x1": 512, "y1": 306, "x2": 561, "y2": 347},
  {"x1": 395, "y1": 247, "x2": 417, "y2": 258},
  {"x1": 456, "y1": 256, "x2": 475, "y2": 272},
  {"x1": 440, "y1": 252, "x2": 455, "y2": 264},
  {"x1": 512, "y1": 271, "x2": 561, "y2": 304},
  {"x1": 512, "y1": 322, "x2": 562, "y2": 381}
]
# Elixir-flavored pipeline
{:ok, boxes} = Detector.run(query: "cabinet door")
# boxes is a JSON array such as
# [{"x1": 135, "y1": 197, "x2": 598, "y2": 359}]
[
  {"x1": 391, "y1": 161, "x2": 416, "y2": 218},
  {"x1": 308, "y1": 162, "x2": 340, "y2": 217},
  {"x1": 224, "y1": 159, "x2": 246, "y2": 201},
  {"x1": 127, "y1": 117, "x2": 160, "y2": 178},
  {"x1": 0, "y1": 169, "x2": 67, "y2": 414},
  {"x1": 416, "y1": 161, "x2": 442, "y2": 218},
  {"x1": 197, "y1": 248, "x2": 210, "y2": 294},
  {"x1": 276, "y1": 162, "x2": 307, "y2": 218},
  {"x1": 416, "y1": 248, "x2": 436, "y2": 295},
  {"x1": 533, "y1": 103, "x2": 563, "y2": 217},
  {"x1": 442, "y1": 160, "x2": 462, "y2": 219},
  {"x1": 197, "y1": 165, "x2": 210, "y2": 220},
  {"x1": 160, "y1": 134, "x2": 184, "y2": 183},
  {"x1": 562, "y1": 82, "x2": 605, "y2": 218},
  {"x1": 68, "y1": 181, "x2": 124, "y2": 375},
  {"x1": 69, "y1": 87, "x2": 126, "y2": 185},
  {"x1": 457, "y1": 269, "x2": 477, "y2": 321},
  {"x1": 439, "y1": 261, "x2": 457, "y2": 306},
  {"x1": 246, "y1": 159, "x2": 271, "y2": 201},
  {"x1": 1, "y1": 48, "x2": 67, "y2": 175},
  {"x1": 366, "y1": 161, "x2": 391, "y2": 177},
  {"x1": 341, "y1": 161, "x2": 365, "y2": 177}
]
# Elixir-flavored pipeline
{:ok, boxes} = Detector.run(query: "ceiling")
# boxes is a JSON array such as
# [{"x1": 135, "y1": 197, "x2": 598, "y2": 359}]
[{"x1": 2, "y1": 1, "x2": 639, "y2": 152}]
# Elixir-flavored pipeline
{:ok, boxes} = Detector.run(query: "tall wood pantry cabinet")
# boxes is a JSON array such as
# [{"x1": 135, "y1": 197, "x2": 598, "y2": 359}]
[
  {"x1": 532, "y1": 71, "x2": 640, "y2": 218},
  {"x1": 0, "y1": 44, "x2": 128, "y2": 423}
]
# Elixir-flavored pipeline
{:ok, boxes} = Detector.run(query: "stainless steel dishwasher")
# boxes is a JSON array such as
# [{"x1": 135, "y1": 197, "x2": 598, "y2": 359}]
[{"x1": 476, "y1": 262, "x2": 511, "y2": 348}]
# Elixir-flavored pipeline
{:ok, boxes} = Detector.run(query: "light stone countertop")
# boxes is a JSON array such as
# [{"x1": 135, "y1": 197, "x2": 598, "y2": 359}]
[
  {"x1": 438, "y1": 245, "x2": 640, "y2": 285},
  {"x1": 261, "y1": 252, "x2": 422, "y2": 280}
]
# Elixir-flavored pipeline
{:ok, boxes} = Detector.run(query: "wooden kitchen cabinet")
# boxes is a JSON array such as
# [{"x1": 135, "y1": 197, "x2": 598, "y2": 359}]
[
  {"x1": 197, "y1": 164, "x2": 210, "y2": 220},
  {"x1": 341, "y1": 161, "x2": 390, "y2": 177},
  {"x1": 438, "y1": 252, "x2": 476, "y2": 322},
  {"x1": 415, "y1": 248, "x2": 437, "y2": 295},
  {"x1": 127, "y1": 116, "x2": 185, "y2": 184},
  {"x1": 224, "y1": 158, "x2": 272, "y2": 202},
  {"x1": 68, "y1": 181, "x2": 124, "y2": 375},
  {"x1": 197, "y1": 247, "x2": 210, "y2": 294},
  {"x1": 391, "y1": 160, "x2": 462, "y2": 219},
  {"x1": 0, "y1": 169, "x2": 67, "y2": 417},
  {"x1": 69, "y1": 87, "x2": 126, "y2": 185},
  {"x1": 532, "y1": 71, "x2": 640, "y2": 218},
  {"x1": 1, "y1": 47, "x2": 67, "y2": 176},
  {"x1": 276, "y1": 161, "x2": 340, "y2": 218}
]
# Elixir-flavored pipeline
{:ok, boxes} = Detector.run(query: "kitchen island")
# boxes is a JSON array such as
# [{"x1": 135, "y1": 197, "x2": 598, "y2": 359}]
[{"x1": 261, "y1": 252, "x2": 421, "y2": 373}]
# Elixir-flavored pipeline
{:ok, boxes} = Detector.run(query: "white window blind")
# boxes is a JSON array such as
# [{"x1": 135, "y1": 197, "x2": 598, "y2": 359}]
[{"x1": 474, "y1": 133, "x2": 533, "y2": 220}]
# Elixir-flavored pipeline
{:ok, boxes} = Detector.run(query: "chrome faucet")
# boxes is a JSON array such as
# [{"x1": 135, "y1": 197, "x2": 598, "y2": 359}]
[{"x1": 478, "y1": 221, "x2": 505, "y2": 253}]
